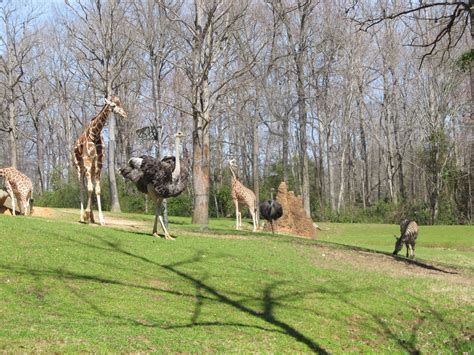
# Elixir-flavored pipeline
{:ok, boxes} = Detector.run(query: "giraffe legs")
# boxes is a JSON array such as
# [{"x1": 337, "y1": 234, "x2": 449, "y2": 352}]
[
  {"x1": 4, "y1": 180, "x2": 16, "y2": 216},
  {"x1": 249, "y1": 208, "x2": 257, "y2": 232},
  {"x1": 84, "y1": 168, "x2": 95, "y2": 224},
  {"x1": 94, "y1": 174, "x2": 105, "y2": 225},
  {"x1": 234, "y1": 199, "x2": 240, "y2": 230},
  {"x1": 78, "y1": 170, "x2": 85, "y2": 223}
]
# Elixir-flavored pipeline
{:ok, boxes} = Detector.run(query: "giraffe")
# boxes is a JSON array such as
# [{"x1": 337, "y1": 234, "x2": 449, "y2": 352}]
[
  {"x1": 228, "y1": 158, "x2": 258, "y2": 232},
  {"x1": 0, "y1": 167, "x2": 33, "y2": 216},
  {"x1": 72, "y1": 95, "x2": 127, "y2": 225}
]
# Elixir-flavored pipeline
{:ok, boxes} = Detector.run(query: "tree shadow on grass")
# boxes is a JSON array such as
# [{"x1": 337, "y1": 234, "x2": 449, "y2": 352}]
[
  {"x1": 3, "y1": 230, "x2": 463, "y2": 353},
  {"x1": 1, "y1": 232, "x2": 330, "y2": 353}
]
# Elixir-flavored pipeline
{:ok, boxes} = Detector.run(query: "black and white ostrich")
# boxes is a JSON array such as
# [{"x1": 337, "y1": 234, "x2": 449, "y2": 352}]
[
  {"x1": 259, "y1": 188, "x2": 283, "y2": 234},
  {"x1": 120, "y1": 131, "x2": 189, "y2": 240}
]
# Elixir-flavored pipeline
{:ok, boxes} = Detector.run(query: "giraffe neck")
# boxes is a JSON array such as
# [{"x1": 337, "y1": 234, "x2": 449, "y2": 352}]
[
  {"x1": 88, "y1": 105, "x2": 111, "y2": 141},
  {"x1": 229, "y1": 165, "x2": 237, "y2": 181}
]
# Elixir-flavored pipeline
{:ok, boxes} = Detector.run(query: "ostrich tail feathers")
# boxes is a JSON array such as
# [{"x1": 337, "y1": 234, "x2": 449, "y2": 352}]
[{"x1": 120, "y1": 166, "x2": 143, "y2": 183}]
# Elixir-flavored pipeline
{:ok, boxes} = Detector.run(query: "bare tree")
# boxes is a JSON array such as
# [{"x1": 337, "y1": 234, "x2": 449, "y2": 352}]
[
  {"x1": 0, "y1": 3, "x2": 38, "y2": 168},
  {"x1": 161, "y1": 0, "x2": 253, "y2": 225},
  {"x1": 64, "y1": 0, "x2": 133, "y2": 212}
]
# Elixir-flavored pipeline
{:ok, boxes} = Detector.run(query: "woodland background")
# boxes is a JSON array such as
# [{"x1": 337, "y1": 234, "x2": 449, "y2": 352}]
[{"x1": 0, "y1": 0, "x2": 472, "y2": 225}]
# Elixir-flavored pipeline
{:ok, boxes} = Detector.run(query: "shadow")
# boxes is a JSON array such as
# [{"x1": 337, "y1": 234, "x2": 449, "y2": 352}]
[
  {"x1": 319, "y1": 280, "x2": 423, "y2": 354},
  {"x1": 389, "y1": 255, "x2": 458, "y2": 274},
  {"x1": 4, "y1": 229, "x2": 465, "y2": 353},
  {"x1": 290, "y1": 238, "x2": 459, "y2": 275},
  {"x1": 1, "y1": 235, "x2": 330, "y2": 353}
]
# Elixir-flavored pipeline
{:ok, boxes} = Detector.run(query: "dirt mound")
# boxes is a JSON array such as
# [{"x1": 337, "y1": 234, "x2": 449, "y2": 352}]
[{"x1": 264, "y1": 182, "x2": 316, "y2": 239}]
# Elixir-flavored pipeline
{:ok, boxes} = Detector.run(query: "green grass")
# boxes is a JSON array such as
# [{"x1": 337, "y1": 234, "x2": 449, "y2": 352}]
[
  {"x1": 317, "y1": 222, "x2": 474, "y2": 269},
  {"x1": 0, "y1": 210, "x2": 472, "y2": 353}
]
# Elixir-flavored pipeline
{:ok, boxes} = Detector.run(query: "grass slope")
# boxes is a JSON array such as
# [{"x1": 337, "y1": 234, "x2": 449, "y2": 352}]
[{"x1": 0, "y1": 211, "x2": 472, "y2": 353}]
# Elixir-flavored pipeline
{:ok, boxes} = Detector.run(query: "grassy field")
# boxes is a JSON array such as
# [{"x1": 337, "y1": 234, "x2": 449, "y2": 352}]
[{"x1": 0, "y1": 209, "x2": 472, "y2": 353}]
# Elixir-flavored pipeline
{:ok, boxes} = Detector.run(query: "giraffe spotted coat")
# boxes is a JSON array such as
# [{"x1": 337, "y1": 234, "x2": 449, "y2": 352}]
[{"x1": 0, "y1": 167, "x2": 33, "y2": 215}]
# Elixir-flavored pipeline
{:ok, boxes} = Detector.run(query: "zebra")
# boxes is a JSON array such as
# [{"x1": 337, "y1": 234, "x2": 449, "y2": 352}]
[{"x1": 393, "y1": 219, "x2": 419, "y2": 259}]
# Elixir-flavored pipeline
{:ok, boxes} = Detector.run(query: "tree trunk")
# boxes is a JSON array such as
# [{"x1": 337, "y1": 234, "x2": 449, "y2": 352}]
[
  {"x1": 282, "y1": 118, "x2": 289, "y2": 183},
  {"x1": 358, "y1": 91, "x2": 370, "y2": 208},
  {"x1": 252, "y1": 118, "x2": 259, "y2": 222},
  {"x1": 191, "y1": 107, "x2": 210, "y2": 225},
  {"x1": 326, "y1": 128, "x2": 336, "y2": 211},
  {"x1": 336, "y1": 136, "x2": 347, "y2": 213},
  {"x1": 8, "y1": 93, "x2": 17, "y2": 168},
  {"x1": 469, "y1": 1, "x2": 474, "y2": 221},
  {"x1": 36, "y1": 116, "x2": 45, "y2": 193},
  {"x1": 106, "y1": 75, "x2": 121, "y2": 212},
  {"x1": 296, "y1": 62, "x2": 311, "y2": 216}
]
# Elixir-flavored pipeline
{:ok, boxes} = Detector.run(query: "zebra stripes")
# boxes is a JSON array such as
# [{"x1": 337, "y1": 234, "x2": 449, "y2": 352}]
[{"x1": 393, "y1": 220, "x2": 419, "y2": 258}]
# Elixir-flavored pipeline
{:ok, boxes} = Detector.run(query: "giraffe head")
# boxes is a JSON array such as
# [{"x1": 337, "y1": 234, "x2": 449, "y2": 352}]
[
  {"x1": 228, "y1": 158, "x2": 237, "y2": 169},
  {"x1": 105, "y1": 95, "x2": 127, "y2": 118}
]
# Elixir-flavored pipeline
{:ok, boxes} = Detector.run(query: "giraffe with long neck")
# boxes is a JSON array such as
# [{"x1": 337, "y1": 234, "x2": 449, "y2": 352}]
[
  {"x1": 228, "y1": 158, "x2": 258, "y2": 232},
  {"x1": 72, "y1": 95, "x2": 127, "y2": 225}
]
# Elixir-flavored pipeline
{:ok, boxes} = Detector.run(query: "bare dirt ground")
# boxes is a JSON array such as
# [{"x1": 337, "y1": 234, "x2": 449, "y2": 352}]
[
  {"x1": 304, "y1": 243, "x2": 473, "y2": 306},
  {"x1": 32, "y1": 207, "x2": 149, "y2": 232},
  {"x1": 31, "y1": 207, "x2": 55, "y2": 218}
]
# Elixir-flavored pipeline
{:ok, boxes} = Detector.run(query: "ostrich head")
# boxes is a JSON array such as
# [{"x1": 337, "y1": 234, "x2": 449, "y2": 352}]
[
  {"x1": 105, "y1": 95, "x2": 127, "y2": 118},
  {"x1": 174, "y1": 131, "x2": 185, "y2": 153}
]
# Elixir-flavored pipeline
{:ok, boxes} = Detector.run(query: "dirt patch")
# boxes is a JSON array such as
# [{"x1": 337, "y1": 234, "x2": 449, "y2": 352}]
[
  {"x1": 31, "y1": 207, "x2": 55, "y2": 218},
  {"x1": 306, "y1": 244, "x2": 471, "y2": 281},
  {"x1": 185, "y1": 230, "x2": 256, "y2": 240}
]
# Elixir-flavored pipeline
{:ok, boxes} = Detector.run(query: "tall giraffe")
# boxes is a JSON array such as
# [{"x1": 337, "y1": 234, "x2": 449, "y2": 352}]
[
  {"x1": 0, "y1": 167, "x2": 33, "y2": 216},
  {"x1": 228, "y1": 158, "x2": 258, "y2": 232},
  {"x1": 73, "y1": 96, "x2": 127, "y2": 225}
]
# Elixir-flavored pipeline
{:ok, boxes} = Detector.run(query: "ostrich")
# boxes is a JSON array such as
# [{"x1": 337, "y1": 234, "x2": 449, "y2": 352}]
[
  {"x1": 120, "y1": 131, "x2": 188, "y2": 240},
  {"x1": 259, "y1": 188, "x2": 283, "y2": 234}
]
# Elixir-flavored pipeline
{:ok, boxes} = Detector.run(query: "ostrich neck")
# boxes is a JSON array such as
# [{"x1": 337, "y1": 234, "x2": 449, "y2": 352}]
[{"x1": 172, "y1": 137, "x2": 181, "y2": 181}]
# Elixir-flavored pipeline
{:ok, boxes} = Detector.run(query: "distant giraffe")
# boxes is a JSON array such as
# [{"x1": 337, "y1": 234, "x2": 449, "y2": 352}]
[
  {"x1": 0, "y1": 167, "x2": 33, "y2": 216},
  {"x1": 72, "y1": 96, "x2": 127, "y2": 225},
  {"x1": 228, "y1": 158, "x2": 258, "y2": 232}
]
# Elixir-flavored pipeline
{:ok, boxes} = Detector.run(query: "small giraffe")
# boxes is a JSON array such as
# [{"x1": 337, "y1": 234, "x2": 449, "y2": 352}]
[
  {"x1": 228, "y1": 158, "x2": 258, "y2": 232},
  {"x1": 0, "y1": 167, "x2": 33, "y2": 216},
  {"x1": 72, "y1": 96, "x2": 127, "y2": 225}
]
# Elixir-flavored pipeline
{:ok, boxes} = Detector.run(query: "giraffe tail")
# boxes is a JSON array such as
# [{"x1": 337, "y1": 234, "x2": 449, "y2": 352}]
[{"x1": 28, "y1": 188, "x2": 34, "y2": 216}]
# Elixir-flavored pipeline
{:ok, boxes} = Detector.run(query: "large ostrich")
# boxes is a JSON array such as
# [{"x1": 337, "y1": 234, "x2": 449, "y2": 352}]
[
  {"x1": 259, "y1": 188, "x2": 283, "y2": 234},
  {"x1": 120, "y1": 131, "x2": 188, "y2": 240}
]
